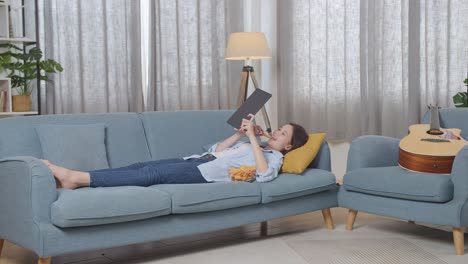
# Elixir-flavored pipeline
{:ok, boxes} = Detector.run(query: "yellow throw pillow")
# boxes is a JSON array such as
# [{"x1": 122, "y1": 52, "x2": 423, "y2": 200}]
[{"x1": 281, "y1": 133, "x2": 326, "y2": 174}]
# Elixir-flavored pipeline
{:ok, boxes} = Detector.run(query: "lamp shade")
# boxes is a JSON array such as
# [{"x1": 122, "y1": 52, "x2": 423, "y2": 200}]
[{"x1": 225, "y1": 32, "x2": 272, "y2": 60}]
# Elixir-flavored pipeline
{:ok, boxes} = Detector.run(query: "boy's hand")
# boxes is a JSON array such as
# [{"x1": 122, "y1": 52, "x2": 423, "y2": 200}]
[
  {"x1": 234, "y1": 127, "x2": 246, "y2": 137},
  {"x1": 241, "y1": 114, "x2": 256, "y2": 138}
]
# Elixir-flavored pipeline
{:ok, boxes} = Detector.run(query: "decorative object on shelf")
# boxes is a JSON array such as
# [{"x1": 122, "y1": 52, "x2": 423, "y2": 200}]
[
  {"x1": 225, "y1": 32, "x2": 273, "y2": 134},
  {"x1": 0, "y1": 91, "x2": 6, "y2": 111},
  {"x1": 0, "y1": 78, "x2": 11, "y2": 112},
  {"x1": 453, "y1": 78, "x2": 468, "y2": 108},
  {"x1": 0, "y1": 2, "x2": 8, "y2": 38},
  {"x1": 0, "y1": 43, "x2": 63, "y2": 112},
  {"x1": 11, "y1": 93, "x2": 29, "y2": 111},
  {"x1": 8, "y1": 6, "x2": 13, "y2": 37},
  {"x1": 8, "y1": 1, "x2": 23, "y2": 38}
]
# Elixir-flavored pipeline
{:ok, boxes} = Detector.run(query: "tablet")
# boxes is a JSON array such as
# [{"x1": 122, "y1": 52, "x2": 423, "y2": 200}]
[{"x1": 227, "y1": 88, "x2": 272, "y2": 129}]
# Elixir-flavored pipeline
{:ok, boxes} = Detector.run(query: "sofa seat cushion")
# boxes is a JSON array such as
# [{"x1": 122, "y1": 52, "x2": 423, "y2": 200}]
[
  {"x1": 51, "y1": 187, "x2": 171, "y2": 228},
  {"x1": 343, "y1": 166, "x2": 454, "y2": 203},
  {"x1": 152, "y1": 182, "x2": 261, "y2": 214},
  {"x1": 257, "y1": 169, "x2": 337, "y2": 204}
]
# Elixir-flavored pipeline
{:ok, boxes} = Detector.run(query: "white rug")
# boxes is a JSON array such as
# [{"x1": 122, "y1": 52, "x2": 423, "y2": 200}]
[{"x1": 287, "y1": 238, "x2": 447, "y2": 264}]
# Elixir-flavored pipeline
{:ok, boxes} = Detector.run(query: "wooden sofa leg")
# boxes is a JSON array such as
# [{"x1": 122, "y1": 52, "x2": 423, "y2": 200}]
[
  {"x1": 453, "y1": 227, "x2": 465, "y2": 256},
  {"x1": 0, "y1": 239, "x2": 51, "y2": 263},
  {"x1": 260, "y1": 221, "x2": 268, "y2": 236},
  {"x1": 38, "y1": 257, "x2": 51, "y2": 264},
  {"x1": 321, "y1": 208, "x2": 334, "y2": 230},
  {"x1": 346, "y1": 209, "x2": 358, "y2": 231},
  {"x1": 0, "y1": 239, "x2": 4, "y2": 256}
]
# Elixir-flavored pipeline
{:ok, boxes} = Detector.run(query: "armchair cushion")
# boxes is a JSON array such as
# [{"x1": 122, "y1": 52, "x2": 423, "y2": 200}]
[{"x1": 343, "y1": 166, "x2": 454, "y2": 203}]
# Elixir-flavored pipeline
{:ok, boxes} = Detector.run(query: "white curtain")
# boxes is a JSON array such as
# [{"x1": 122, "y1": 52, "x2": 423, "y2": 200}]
[
  {"x1": 38, "y1": 0, "x2": 144, "y2": 114},
  {"x1": 278, "y1": 0, "x2": 468, "y2": 140},
  {"x1": 145, "y1": 0, "x2": 244, "y2": 111},
  {"x1": 420, "y1": 0, "x2": 468, "y2": 113}
]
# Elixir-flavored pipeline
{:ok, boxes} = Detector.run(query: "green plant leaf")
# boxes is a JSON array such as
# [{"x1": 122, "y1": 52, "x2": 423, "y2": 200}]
[
  {"x1": 453, "y1": 92, "x2": 468, "y2": 107},
  {"x1": 29, "y1": 47, "x2": 43, "y2": 61},
  {"x1": 0, "y1": 45, "x2": 62, "y2": 92}
]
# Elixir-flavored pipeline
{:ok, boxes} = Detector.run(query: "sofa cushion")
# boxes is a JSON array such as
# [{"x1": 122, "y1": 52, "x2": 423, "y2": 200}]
[
  {"x1": 51, "y1": 187, "x2": 171, "y2": 228},
  {"x1": 36, "y1": 124, "x2": 109, "y2": 171},
  {"x1": 343, "y1": 166, "x2": 454, "y2": 203},
  {"x1": 257, "y1": 169, "x2": 337, "y2": 203},
  {"x1": 152, "y1": 182, "x2": 261, "y2": 214}
]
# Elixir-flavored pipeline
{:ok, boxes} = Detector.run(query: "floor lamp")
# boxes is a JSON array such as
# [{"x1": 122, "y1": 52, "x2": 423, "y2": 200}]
[{"x1": 225, "y1": 32, "x2": 273, "y2": 133}]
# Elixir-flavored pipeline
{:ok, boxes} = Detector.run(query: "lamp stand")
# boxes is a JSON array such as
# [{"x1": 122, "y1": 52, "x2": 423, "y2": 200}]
[{"x1": 237, "y1": 65, "x2": 272, "y2": 134}]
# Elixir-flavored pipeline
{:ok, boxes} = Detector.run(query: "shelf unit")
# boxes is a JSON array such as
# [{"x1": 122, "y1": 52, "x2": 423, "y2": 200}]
[
  {"x1": 0, "y1": 0, "x2": 40, "y2": 116},
  {"x1": 0, "y1": 111, "x2": 38, "y2": 116},
  {"x1": 0, "y1": 37, "x2": 35, "y2": 43}
]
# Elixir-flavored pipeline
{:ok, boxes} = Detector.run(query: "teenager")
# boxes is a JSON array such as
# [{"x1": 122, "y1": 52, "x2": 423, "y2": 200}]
[{"x1": 43, "y1": 114, "x2": 308, "y2": 189}]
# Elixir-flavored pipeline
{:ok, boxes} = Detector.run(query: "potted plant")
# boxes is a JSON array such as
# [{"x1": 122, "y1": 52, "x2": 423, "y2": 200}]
[
  {"x1": 0, "y1": 43, "x2": 63, "y2": 112},
  {"x1": 453, "y1": 78, "x2": 468, "y2": 108}
]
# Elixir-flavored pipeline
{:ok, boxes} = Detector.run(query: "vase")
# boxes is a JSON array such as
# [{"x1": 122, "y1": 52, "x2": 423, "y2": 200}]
[{"x1": 12, "y1": 95, "x2": 31, "y2": 112}]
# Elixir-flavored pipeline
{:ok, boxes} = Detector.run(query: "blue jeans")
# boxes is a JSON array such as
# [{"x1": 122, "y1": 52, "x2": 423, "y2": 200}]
[{"x1": 89, "y1": 157, "x2": 214, "y2": 187}]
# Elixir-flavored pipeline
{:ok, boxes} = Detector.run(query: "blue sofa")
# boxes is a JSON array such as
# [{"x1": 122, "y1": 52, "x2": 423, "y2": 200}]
[
  {"x1": 0, "y1": 110, "x2": 338, "y2": 263},
  {"x1": 338, "y1": 108, "x2": 468, "y2": 255}
]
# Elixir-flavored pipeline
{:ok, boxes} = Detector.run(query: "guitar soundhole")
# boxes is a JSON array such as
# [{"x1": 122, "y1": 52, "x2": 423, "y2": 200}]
[{"x1": 427, "y1": 129, "x2": 444, "y2": 135}]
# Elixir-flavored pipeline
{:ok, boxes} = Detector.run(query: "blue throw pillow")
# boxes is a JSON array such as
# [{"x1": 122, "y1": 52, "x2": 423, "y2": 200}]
[{"x1": 36, "y1": 124, "x2": 109, "y2": 171}]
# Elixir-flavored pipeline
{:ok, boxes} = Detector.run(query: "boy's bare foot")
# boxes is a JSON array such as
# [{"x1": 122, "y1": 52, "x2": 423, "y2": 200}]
[
  {"x1": 41, "y1": 160, "x2": 62, "y2": 188},
  {"x1": 49, "y1": 164, "x2": 81, "y2": 190},
  {"x1": 40, "y1": 160, "x2": 91, "y2": 189}
]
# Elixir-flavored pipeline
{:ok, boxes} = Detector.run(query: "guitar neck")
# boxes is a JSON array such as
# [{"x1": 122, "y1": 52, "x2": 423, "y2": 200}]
[{"x1": 429, "y1": 106, "x2": 441, "y2": 131}]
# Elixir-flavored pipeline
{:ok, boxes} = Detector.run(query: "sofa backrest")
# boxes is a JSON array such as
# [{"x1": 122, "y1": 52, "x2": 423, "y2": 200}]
[
  {"x1": 310, "y1": 141, "x2": 331, "y2": 171},
  {"x1": 0, "y1": 110, "x2": 332, "y2": 171},
  {"x1": 140, "y1": 110, "x2": 235, "y2": 160},
  {"x1": 422, "y1": 108, "x2": 468, "y2": 139},
  {"x1": 140, "y1": 110, "x2": 332, "y2": 171},
  {"x1": 0, "y1": 113, "x2": 151, "y2": 168}
]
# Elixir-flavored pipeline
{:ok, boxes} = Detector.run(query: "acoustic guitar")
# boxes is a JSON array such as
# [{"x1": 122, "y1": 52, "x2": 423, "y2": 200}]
[{"x1": 399, "y1": 106, "x2": 468, "y2": 174}]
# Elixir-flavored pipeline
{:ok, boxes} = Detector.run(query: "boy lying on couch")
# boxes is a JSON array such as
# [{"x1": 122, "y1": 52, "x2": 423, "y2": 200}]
[{"x1": 43, "y1": 114, "x2": 309, "y2": 189}]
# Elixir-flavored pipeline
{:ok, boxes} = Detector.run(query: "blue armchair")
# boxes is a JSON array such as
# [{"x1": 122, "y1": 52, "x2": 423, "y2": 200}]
[{"x1": 338, "y1": 108, "x2": 468, "y2": 255}]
